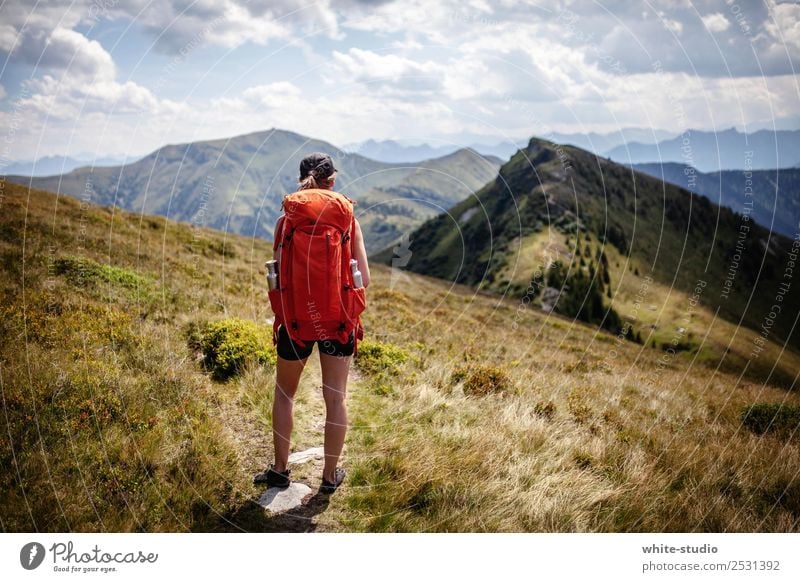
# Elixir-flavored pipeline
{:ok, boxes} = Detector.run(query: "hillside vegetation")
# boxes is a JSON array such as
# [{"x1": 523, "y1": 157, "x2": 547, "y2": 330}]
[
  {"x1": 1, "y1": 181, "x2": 798, "y2": 532},
  {"x1": 5, "y1": 129, "x2": 500, "y2": 254},
  {"x1": 383, "y1": 137, "x2": 800, "y2": 387}
]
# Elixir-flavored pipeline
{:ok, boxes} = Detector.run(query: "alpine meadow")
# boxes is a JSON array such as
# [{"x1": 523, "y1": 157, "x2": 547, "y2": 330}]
[{"x1": 2, "y1": 153, "x2": 799, "y2": 531}]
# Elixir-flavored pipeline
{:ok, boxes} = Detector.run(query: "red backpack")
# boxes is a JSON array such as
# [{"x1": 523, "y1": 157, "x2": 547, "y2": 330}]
[{"x1": 268, "y1": 188, "x2": 366, "y2": 355}]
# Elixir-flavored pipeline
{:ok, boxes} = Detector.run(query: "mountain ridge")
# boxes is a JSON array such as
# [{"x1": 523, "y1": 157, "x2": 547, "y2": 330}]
[
  {"x1": 377, "y1": 135, "x2": 800, "y2": 371},
  {"x1": 4, "y1": 128, "x2": 501, "y2": 253}
]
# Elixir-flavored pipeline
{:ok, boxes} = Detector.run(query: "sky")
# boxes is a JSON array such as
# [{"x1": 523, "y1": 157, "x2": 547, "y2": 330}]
[{"x1": 0, "y1": 0, "x2": 799, "y2": 161}]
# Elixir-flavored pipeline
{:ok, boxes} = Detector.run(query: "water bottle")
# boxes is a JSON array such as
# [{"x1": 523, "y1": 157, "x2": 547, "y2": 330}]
[
  {"x1": 265, "y1": 260, "x2": 279, "y2": 290},
  {"x1": 350, "y1": 259, "x2": 363, "y2": 289}
]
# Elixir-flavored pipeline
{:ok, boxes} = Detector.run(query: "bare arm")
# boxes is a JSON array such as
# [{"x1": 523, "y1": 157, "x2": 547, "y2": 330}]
[{"x1": 353, "y1": 218, "x2": 371, "y2": 288}]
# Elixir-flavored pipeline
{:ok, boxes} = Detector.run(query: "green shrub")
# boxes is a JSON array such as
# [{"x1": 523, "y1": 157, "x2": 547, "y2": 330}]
[
  {"x1": 741, "y1": 403, "x2": 800, "y2": 437},
  {"x1": 55, "y1": 255, "x2": 154, "y2": 291},
  {"x1": 451, "y1": 364, "x2": 511, "y2": 397},
  {"x1": 355, "y1": 340, "x2": 409, "y2": 376},
  {"x1": 197, "y1": 317, "x2": 276, "y2": 380}
]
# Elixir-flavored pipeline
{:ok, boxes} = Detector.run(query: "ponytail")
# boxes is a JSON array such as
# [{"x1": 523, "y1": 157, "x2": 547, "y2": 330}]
[
  {"x1": 298, "y1": 167, "x2": 335, "y2": 191},
  {"x1": 299, "y1": 173, "x2": 318, "y2": 190}
]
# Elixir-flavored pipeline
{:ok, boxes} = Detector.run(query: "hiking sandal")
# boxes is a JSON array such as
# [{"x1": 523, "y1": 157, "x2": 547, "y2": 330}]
[
  {"x1": 254, "y1": 464, "x2": 291, "y2": 488},
  {"x1": 320, "y1": 467, "x2": 346, "y2": 494}
]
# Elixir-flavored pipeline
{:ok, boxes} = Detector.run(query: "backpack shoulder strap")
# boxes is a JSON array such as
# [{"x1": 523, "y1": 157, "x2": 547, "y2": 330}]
[
  {"x1": 349, "y1": 215, "x2": 357, "y2": 257},
  {"x1": 273, "y1": 214, "x2": 286, "y2": 253}
]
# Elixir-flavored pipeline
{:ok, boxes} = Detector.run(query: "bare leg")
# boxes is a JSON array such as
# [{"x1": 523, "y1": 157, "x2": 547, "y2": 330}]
[
  {"x1": 319, "y1": 352, "x2": 351, "y2": 483},
  {"x1": 272, "y1": 355, "x2": 308, "y2": 472}
]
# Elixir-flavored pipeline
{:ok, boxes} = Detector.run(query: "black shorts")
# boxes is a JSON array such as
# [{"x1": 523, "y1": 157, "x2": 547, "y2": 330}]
[{"x1": 276, "y1": 324, "x2": 355, "y2": 361}]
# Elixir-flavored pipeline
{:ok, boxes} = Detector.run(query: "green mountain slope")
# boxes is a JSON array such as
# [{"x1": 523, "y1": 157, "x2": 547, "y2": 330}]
[
  {"x1": 376, "y1": 137, "x2": 800, "y2": 373},
  {"x1": 4, "y1": 129, "x2": 500, "y2": 253}
]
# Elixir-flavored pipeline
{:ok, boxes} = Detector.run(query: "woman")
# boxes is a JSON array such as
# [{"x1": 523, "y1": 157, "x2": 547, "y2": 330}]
[{"x1": 257, "y1": 152, "x2": 370, "y2": 494}]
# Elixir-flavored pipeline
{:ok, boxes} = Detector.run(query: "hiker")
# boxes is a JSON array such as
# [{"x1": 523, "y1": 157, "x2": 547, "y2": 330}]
[{"x1": 256, "y1": 152, "x2": 370, "y2": 495}]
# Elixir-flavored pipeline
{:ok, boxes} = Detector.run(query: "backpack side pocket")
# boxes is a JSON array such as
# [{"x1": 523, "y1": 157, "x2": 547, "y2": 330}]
[{"x1": 268, "y1": 288, "x2": 285, "y2": 323}]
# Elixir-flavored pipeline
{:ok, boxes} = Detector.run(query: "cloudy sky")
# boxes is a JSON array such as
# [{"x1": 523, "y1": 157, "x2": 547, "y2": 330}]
[{"x1": 1, "y1": 0, "x2": 799, "y2": 161}]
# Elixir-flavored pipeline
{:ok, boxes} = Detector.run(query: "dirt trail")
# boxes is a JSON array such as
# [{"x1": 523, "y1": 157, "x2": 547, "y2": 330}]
[{"x1": 214, "y1": 356, "x2": 364, "y2": 532}]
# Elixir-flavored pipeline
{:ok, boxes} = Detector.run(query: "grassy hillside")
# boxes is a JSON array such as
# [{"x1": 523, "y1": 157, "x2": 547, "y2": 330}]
[
  {"x1": 5, "y1": 129, "x2": 500, "y2": 254},
  {"x1": 1, "y1": 181, "x2": 798, "y2": 532},
  {"x1": 631, "y1": 162, "x2": 800, "y2": 239},
  {"x1": 354, "y1": 148, "x2": 502, "y2": 253},
  {"x1": 380, "y1": 137, "x2": 800, "y2": 386}
]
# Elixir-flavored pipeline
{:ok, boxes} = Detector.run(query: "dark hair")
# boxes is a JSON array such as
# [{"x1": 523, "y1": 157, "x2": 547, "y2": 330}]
[{"x1": 299, "y1": 153, "x2": 337, "y2": 190}]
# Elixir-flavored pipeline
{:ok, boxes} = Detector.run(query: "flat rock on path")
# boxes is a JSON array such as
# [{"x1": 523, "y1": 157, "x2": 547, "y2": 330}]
[
  {"x1": 258, "y1": 483, "x2": 314, "y2": 513},
  {"x1": 288, "y1": 446, "x2": 324, "y2": 464},
  {"x1": 256, "y1": 446, "x2": 327, "y2": 513}
]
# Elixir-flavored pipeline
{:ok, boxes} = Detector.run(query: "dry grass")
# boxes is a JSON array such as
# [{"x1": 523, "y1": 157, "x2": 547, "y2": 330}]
[
  {"x1": 1, "y1": 181, "x2": 798, "y2": 532},
  {"x1": 341, "y1": 264, "x2": 800, "y2": 531}
]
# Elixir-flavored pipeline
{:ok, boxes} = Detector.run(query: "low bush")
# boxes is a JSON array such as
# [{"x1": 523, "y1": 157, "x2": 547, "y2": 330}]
[
  {"x1": 196, "y1": 317, "x2": 276, "y2": 380},
  {"x1": 55, "y1": 255, "x2": 154, "y2": 291},
  {"x1": 741, "y1": 403, "x2": 800, "y2": 438},
  {"x1": 451, "y1": 364, "x2": 511, "y2": 397},
  {"x1": 567, "y1": 391, "x2": 592, "y2": 424},
  {"x1": 534, "y1": 400, "x2": 557, "y2": 419},
  {"x1": 355, "y1": 340, "x2": 409, "y2": 376}
]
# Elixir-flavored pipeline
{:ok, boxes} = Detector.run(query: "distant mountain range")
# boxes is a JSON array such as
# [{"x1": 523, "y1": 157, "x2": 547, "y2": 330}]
[
  {"x1": 343, "y1": 129, "x2": 675, "y2": 164},
  {"x1": 343, "y1": 138, "x2": 520, "y2": 163},
  {"x1": 375, "y1": 136, "x2": 800, "y2": 353},
  {"x1": 630, "y1": 162, "x2": 800, "y2": 238},
  {"x1": 346, "y1": 127, "x2": 800, "y2": 172},
  {"x1": 4, "y1": 129, "x2": 501, "y2": 253},
  {"x1": 1, "y1": 155, "x2": 133, "y2": 177},
  {"x1": 606, "y1": 128, "x2": 800, "y2": 172},
  {"x1": 548, "y1": 128, "x2": 677, "y2": 154}
]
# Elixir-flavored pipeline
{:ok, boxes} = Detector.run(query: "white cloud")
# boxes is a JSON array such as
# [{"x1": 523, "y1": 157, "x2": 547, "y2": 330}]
[
  {"x1": 16, "y1": 28, "x2": 183, "y2": 122},
  {"x1": 43, "y1": 27, "x2": 116, "y2": 81},
  {"x1": 241, "y1": 81, "x2": 303, "y2": 108},
  {"x1": 0, "y1": 23, "x2": 20, "y2": 52},
  {"x1": 701, "y1": 13, "x2": 730, "y2": 34},
  {"x1": 330, "y1": 48, "x2": 442, "y2": 94},
  {"x1": 2, "y1": 0, "x2": 799, "y2": 161},
  {"x1": 764, "y1": 2, "x2": 800, "y2": 53},
  {"x1": 664, "y1": 18, "x2": 683, "y2": 35}
]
